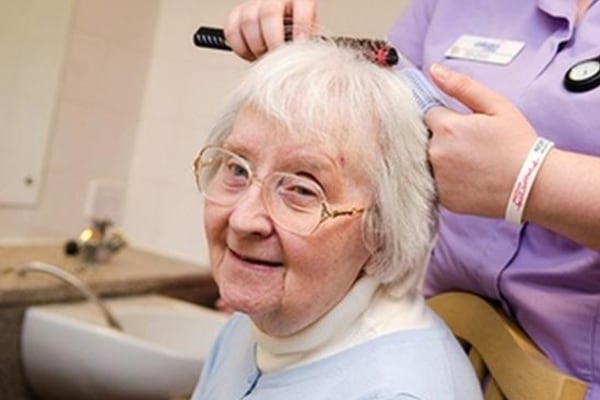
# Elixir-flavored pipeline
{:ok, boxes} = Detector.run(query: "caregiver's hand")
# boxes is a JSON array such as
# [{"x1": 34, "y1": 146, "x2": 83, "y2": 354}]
[
  {"x1": 424, "y1": 63, "x2": 537, "y2": 218},
  {"x1": 224, "y1": 0, "x2": 318, "y2": 61}
]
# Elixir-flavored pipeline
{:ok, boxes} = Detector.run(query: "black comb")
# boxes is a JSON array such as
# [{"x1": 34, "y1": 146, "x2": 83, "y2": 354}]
[{"x1": 193, "y1": 26, "x2": 399, "y2": 67}]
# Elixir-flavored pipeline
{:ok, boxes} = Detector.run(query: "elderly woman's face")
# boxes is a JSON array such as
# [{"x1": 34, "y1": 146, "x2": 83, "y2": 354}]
[{"x1": 204, "y1": 106, "x2": 372, "y2": 337}]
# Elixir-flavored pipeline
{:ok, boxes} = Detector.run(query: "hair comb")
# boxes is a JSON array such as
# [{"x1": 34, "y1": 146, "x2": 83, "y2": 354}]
[
  {"x1": 193, "y1": 26, "x2": 399, "y2": 67},
  {"x1": 193, "y1": 25, "x2": 446, "y2": 115}
]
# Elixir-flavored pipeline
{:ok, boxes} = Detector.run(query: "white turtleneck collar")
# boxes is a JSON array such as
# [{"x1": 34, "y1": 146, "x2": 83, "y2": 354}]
[{"x1": 251, "y1": 275, "x2": 435, "y2": 373}]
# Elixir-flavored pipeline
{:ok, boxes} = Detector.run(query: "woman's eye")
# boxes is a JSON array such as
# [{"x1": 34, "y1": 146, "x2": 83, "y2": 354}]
[
  {"x1": 277, "y1": 177, "x2": 322, "y2": 208},
  {"x1": 217, "y1": 158, "x2": 250, "y2": 189},
  {"x1": 289, "y1": 184, "x2": 318, "y2": 198},
  {"x1": 224, "y1": 160, "x2": 249, "y2": 179},
  {"x1": 230, "y1": 163, "x2": 248, "y2": 178}
]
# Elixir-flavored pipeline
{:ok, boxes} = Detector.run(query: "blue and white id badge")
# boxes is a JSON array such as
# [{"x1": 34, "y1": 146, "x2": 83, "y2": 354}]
[{"x1": 445, "y1": 34, "x2": 525, "y2": 65}]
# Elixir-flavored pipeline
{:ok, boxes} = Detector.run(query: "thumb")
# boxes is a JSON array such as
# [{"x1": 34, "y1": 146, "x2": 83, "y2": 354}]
[{"x1": 429, "y1": 63, "x2": 507, "y2": 115}]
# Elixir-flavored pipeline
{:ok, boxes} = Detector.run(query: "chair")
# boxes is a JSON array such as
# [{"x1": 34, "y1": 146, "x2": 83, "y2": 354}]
[{"x1": 427, "y1": 291, "x2": 587, "y2": 400}]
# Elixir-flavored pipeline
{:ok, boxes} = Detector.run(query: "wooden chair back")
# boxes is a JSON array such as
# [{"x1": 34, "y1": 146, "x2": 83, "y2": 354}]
[{"x1": 427, "y1": 292, "x2": 587, "y2": 400}]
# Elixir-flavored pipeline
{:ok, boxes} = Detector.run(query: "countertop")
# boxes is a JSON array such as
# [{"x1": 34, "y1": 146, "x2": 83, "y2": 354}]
[{"x1": 0, "y1": 244, "x2": 215, "y2": 307}]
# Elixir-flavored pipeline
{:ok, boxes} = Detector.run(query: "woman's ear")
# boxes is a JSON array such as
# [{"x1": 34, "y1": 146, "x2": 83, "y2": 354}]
[{"x1": 360, "y1": 206, "x2": 383, "y2": 256}]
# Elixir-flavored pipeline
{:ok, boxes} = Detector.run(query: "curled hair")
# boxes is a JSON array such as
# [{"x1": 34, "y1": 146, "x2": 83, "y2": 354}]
[{"x1": 206, "y1": 39, "x2": 436, "y2": 287}]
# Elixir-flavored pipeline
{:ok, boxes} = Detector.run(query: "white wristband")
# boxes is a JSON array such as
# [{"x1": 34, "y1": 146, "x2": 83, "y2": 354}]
[{"x1": 505, "y1": 137, "x2": 554, "y2": 224}]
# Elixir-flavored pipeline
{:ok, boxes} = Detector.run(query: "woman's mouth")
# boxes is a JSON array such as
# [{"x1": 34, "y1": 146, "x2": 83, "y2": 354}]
[{"x1": 229, "y1": 248, "x2": 283, "y2": 268}]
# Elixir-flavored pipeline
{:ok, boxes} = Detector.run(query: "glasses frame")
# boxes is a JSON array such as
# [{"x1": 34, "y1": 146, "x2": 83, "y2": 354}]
[{"x1": 192, "y1": 146, "x2": 365, "y2": 235}]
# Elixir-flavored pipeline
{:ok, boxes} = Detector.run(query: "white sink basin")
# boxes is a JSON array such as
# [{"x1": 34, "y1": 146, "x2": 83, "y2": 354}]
[{"x1": 21, "y1": 294, "x2": 228, "y2": 400}]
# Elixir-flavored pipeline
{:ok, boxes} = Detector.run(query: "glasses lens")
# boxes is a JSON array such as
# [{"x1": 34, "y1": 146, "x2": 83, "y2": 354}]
[
  {"x1": 194, "y1": 148, "x2": 332, "y2": 236},
  {"x1": 197, "y1": 147, "x2": 251, "y2": 205},
  {"x1": 264, "y1": 173, "x2": 325, "y2": 235}
]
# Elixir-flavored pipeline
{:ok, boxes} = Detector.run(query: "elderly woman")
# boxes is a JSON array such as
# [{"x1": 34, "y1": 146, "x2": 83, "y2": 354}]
[{"x1": 191, "y1": 40, "x2": 482, "y2": 399}]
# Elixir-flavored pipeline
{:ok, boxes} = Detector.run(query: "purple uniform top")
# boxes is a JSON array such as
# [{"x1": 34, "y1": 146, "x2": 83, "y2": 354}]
[{"x1": 389, "y1": 0, "x2": 600, "y2": 398}]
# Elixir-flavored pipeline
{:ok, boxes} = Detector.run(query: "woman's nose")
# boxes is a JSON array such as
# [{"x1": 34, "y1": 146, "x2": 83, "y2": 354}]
[{"x1": 227, "y1": 183, "x2": 274, "y2": 236}]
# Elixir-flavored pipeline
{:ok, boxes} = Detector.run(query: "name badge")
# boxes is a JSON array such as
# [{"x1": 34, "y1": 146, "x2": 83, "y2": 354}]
[{"x1": 445, "y1": 34, "x2": 525, "y2": 65}]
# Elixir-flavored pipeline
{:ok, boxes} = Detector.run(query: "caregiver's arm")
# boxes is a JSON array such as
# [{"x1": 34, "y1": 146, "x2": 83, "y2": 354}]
[{"x1": 425, "y1": 63, "x2": 600, "y2": 251}]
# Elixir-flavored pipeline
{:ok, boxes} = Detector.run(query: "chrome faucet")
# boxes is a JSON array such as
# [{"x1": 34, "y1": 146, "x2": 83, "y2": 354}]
[
  {"x1": 65, "y1": 219, "x2": 127, "y2": 265},
  {"x1": 15, "y1": 261, "x2": 123, "y2": 331}
]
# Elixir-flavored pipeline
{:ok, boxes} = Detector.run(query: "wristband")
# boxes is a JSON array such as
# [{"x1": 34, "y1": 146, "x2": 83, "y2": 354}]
[{"x1": 505, "y1": 137, "x2": 554, "y2": 224}]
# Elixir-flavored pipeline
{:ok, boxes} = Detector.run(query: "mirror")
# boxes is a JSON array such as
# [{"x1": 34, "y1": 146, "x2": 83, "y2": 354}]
[{"x1": 0, "y1": 0, "x2": 74, "y2": 206}]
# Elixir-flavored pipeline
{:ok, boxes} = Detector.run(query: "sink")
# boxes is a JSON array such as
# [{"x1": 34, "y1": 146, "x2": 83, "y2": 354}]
[{"x1": 21, "y1": 294, "x2": 228, "y2": 400}]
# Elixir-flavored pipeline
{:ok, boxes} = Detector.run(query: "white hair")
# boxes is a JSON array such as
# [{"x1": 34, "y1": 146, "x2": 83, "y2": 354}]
[{"x1": 206, "y1": 39, "x2": 436, "y2": 287}]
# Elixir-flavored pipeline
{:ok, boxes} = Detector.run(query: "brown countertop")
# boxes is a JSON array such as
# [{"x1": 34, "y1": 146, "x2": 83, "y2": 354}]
[{"x1": 0, "y1": 245, "x2": 215, "y2": 307}]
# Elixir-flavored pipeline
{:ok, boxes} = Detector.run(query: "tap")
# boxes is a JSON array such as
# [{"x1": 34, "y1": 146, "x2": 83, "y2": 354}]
[
  {"x1": 15, "y1": 261, "x2": 123, "y2": 331},
  {"x1": 65, "y1": 219, "x2": 127, "y2": 265}
]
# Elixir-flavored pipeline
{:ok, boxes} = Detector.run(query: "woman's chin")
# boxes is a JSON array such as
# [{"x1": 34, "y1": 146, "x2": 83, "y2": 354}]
[
  {"x1": 220, "y1": 287, "x2": 278, "y2": 317},
  {"x1": 216, "y1": 261, "x2": 285, "y2": 315}
]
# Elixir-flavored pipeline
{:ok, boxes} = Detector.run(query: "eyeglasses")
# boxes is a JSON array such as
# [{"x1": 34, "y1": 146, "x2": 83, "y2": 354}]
[{"x1": 193, "y1": 146, "x2": 365, "y2": 236}]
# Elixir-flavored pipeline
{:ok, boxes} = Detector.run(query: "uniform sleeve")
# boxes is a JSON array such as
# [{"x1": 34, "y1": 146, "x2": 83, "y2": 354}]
[{"x1": 387, "y1": 0, "x2": 437, "y2": 68}]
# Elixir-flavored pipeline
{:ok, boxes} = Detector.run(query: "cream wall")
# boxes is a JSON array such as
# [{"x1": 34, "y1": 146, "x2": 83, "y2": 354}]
[
  {"x1": 0, "y1": 0, "x2": 159, "y2": 242},
  {"x1": 0, "y1": 0, "x2": 409, "y2": 268}
]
